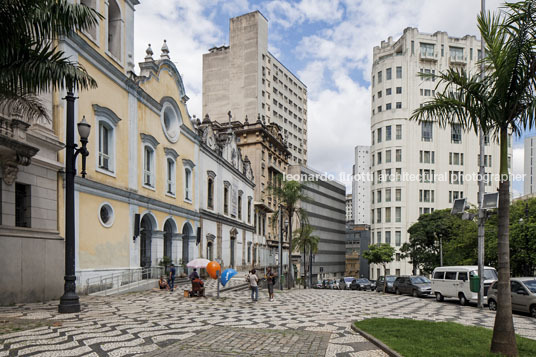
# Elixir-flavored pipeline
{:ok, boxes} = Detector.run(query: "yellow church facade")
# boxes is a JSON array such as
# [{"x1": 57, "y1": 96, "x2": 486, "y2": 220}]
[{"x1": 54, "y1": 0, "x2": 200, "y2": 284}]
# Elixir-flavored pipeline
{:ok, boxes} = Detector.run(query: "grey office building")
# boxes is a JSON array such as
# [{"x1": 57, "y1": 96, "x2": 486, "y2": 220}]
[{"x1": 288, "y1": 165, "x2": 346, "y2": 281}]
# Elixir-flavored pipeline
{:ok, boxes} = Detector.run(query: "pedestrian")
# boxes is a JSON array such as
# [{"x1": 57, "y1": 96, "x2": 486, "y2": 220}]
[
  {"x1": 189, "y1": 268, "x2": 199, "y2": 281},
  {"x1": 248, "y1": 269, "x2": 259, "y2": 302},
  {"x1": 266, "y1": 267, "x2": 276, "y2": 301},
  {"x1": 168, "y1": 263, "x2": 176, "y2": 292}
]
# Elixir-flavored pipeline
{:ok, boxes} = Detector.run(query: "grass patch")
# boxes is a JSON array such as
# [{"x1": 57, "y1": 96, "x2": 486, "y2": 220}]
[{"x1": 355, "y1": 318, "x2": 536, "y2": 357}]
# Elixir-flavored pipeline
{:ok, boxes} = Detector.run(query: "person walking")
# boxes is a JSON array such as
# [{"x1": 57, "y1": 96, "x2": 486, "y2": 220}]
[
  {"x1": 248, "y1": 269, "x2": 259, "y2": 302},
  {"x1": 168, "y1": 264, "x2": 176, "y2": 292},
  {"x1": 266, "y1": 267, "x2": 276, "y2": 301}
]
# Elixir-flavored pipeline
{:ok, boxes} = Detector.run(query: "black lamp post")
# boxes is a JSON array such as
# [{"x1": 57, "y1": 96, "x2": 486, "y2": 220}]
[
  {"x1": 524, "y1": 202, "x2": 530, "y2": 277},
  {"x1": 58, "y1": 88, "x2": 90, "y2": 314}
]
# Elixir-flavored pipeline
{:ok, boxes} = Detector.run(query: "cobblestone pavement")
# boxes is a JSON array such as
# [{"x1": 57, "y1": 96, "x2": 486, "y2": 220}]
[{"x1": 1, "y1": 281, "x2": 536, "y2": 357}]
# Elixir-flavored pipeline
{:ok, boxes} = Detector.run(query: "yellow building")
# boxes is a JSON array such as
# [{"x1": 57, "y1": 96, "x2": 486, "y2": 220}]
[{"x1": 54, "y1": 0, "x2": 200, "y2": 285}]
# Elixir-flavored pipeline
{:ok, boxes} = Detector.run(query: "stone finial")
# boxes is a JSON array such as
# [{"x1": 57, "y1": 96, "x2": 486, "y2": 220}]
[
  {"x1": 145, "y1": 44, "x2": 154, "y2": 62},
  {"x1": 160, "y1": 40, "x2": 170, "y2": 60},
  {"x1": 227, "y1": 110, "x2": 232, "y2": 124},
  {"x1": 202, "y1": 114, "x2": 211, "y2": 124},
  {"x1": 244, "y1": 115, "x2": 249, "y2": 125},
  {"x1": 257, "y1": 113, "x2": 262, "y2": 123}
]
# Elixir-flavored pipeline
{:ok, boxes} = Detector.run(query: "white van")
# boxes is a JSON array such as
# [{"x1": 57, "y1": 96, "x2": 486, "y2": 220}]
[{"x1": 431, "y1": 266, "x2": 498, "y2": 305}]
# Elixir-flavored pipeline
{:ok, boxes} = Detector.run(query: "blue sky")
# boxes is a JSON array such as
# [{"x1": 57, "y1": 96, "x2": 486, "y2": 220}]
[{"x1": 133, "y1": 0, "x2": 529, "y2": 196}]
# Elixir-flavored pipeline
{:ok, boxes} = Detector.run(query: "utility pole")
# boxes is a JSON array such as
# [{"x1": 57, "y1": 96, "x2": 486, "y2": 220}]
[
  {"x1": 476, "y1": 0, "x2": 486, "y2": 310},
  {"x1": 278, "y1": 204, "x2": 283, "y2": 291}
]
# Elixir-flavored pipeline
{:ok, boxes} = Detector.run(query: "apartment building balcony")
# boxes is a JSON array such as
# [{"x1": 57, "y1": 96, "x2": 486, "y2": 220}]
[
  {"x1": 419, "y1": 52, "x2": 438, "y2": 62},
  {"x1": 449, "y1": 55, "x2": 467, "y2": 65}
]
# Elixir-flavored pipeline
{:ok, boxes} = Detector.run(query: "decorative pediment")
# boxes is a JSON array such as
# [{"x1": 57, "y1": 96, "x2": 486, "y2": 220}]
[{"x1": 202, "y1": 126, "x2": 218, "y2": 151}]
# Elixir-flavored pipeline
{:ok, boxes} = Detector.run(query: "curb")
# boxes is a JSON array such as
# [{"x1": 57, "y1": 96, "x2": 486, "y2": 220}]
[{"x1": 351, "y1": 323, "x2": 403, "y2": 357}]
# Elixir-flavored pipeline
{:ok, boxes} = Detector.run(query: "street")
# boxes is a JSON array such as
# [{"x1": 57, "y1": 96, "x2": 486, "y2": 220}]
[{"x1": 1, "y1": 281, "x2": 536, "y2": 356}]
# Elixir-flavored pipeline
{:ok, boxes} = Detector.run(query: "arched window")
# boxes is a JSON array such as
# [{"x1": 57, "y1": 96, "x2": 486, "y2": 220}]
[
  {"x1": 166, "y1": 158, "x2": 175, "y2": 195},
  {"x1": 143, "y1": 146, "x2": 155, "y2": 187},
  {"x1": 223, "y1": 184, "x2": 229, "y2": 215},
  {"x1": 141, "y1": 134, "x2": 159, "y2": 189},
  {"x1": 182, "y1": 159, "x2": 195, "y2": 203},
  {"x1": 184, "y1": 168, "x2": 192, "y2": 201},
  {"x1": 247, "y1": 197, "x2": 252, "y2": 223},
  {"x1": 98, "y1": 121, "x2": 112, "y2": 171},
  {"x1": 207, "y1": 178, "x2": 214, "y2": 209},
  {"x1": 81, "y1": 0, "x2": 98, "y2": 41},
  {"x1": 107, "y1": 0, "x2": 122, "y2": 60},
  {"x1": 237, "y1": 193, "x2": 242, "y2": 220},
  {"x1": 93, "y1": 104, "x2": 121, "y2": 175}
]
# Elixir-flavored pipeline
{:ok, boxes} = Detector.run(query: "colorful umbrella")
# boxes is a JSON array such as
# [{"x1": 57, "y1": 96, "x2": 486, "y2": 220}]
[
  {"x1": 186, "y1": 258, "x2": 211, "y2": 269},
  {"x1": 220, "y1": 268, "x2": 238, "y2": 286}
]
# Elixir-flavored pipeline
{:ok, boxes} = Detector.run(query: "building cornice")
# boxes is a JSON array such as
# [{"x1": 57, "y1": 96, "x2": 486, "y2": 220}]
[
  {"x1": 74, "y1": 177, "x2": 200, "y2": 221},
  {"x1": 200, "y1": 209, "x2": 254, "y2": 232}
]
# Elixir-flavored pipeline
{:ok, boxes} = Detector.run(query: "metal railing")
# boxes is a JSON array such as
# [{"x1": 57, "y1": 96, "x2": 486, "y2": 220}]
[{"x1": 80, "y1": 266, "x2": 164, "y2": 296}]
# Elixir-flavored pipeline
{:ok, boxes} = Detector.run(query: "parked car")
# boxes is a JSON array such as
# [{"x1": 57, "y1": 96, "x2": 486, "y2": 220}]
[
  {"x1": 315, "y1": 281, "x2": 323, "y2": 289},
  {"x1": 351, "y1": 278, "x2": 372, "y2": 291},
  {"x1": 487, "y1": 278, "x2": 536, "y2": 317},
  {"x1": 394, "y1": 276, "x2": 432, "y2": 297},
  {"x1": 431, "y1": 266, "x2": 498, "y2": 305},
  {"x1": 376, "y1": 275, "x2": 397, "y2": 293},
  {"x1": 341, "y1": 277, "x2": 354, "y2": 290},
  {"x1": 370, "y1": 280, "x2": 377, "y2": 290}
]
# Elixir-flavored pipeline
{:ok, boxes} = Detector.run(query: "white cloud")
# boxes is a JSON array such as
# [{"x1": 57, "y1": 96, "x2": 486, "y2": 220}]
[{"x1": 262, "y1": 0, "x2": 343, "y2": 28}]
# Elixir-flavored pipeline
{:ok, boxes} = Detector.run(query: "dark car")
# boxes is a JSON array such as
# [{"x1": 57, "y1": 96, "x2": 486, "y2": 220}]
[
  {"x1": 394, "y1": 276, "x2": 432, "y2": 297},
  {"x1": 376, "y1": 275, "x2": 397, "y2": 293},
  {"x1": 351, "y1": 278, "x2": 372, "y2": 291},
  {"x1": 369, "y1": 280, "x2": 377, "y2": 290}
]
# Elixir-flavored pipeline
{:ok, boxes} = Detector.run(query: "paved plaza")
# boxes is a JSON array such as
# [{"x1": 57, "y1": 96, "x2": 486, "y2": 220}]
[{"x1": 1, "y1": 280, "x2": 536, "y2": 356}]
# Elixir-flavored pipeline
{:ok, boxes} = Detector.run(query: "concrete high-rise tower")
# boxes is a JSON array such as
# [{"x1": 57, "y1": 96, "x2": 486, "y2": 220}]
[
  {"x1": 369, "y1": 28, "x2": 509, "y2": 278},
  {"x1": 524, "y1": 136, "x2": 536, "y2": 195},
  {"x1": 202, "y1": 11, "x2": 308, "y2": 165}
]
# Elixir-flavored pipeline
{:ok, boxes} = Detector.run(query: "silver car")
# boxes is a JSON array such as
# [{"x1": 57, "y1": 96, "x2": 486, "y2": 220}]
[{"x1": 487, "y1": 278, "x2": 536, "y2": 318}]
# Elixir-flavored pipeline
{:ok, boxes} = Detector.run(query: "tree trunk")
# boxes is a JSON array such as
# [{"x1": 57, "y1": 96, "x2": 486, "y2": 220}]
[
  {"x1": 490, "y1": 128, "x2": 517, "y2": 356},
  {"x1": 287, "y1": 211, "x2": 293, "y2": 289},
  {"x1": 303, "y1": 242, "x2": 306, "y2": 289}
]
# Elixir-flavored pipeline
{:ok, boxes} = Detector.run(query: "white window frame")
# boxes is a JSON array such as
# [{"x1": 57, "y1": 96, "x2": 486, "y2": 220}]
[
  {"x1": 164, "y1": 148, "x2": 179, "y2": 197},
  {"x1": 141, "y1": 133, "x2": 159, "y2": 190},
  {"x1": 166, "y1": 157, "x2": 176, "y2": 196},
  {"x1": 93, "y1": 105, "x2": 121, "y2": 177},
  {"x1": 143, "y1": 145, "x2": 155, "y2": 189},
  {"x1": 182, "y1": 159, "x2": 195, "y2": 203}
]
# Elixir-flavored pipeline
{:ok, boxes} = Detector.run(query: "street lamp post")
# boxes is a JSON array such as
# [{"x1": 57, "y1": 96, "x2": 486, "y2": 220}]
[
  {"x1": 58, "y1": 88, "x2": 90, "y2": 314},
  {"x1": 520, "y1": 202, "x2": 530, "y2": 277}
]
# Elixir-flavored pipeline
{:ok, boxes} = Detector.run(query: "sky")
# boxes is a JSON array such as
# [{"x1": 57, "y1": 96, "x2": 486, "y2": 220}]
[{"x1": 133, "y1": 0, "x2": 532, "y2": 197}]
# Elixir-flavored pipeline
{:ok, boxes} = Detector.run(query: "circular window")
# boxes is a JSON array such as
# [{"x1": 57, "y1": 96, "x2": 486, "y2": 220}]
[
  {"x1": 161, "y1": 102, "x2": 181, "y2": 143},
  {"x1": 98, "y1": 203, "x2": 114, "y2": 227}
]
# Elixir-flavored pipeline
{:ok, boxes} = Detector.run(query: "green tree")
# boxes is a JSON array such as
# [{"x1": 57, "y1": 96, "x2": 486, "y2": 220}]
[
  {"x1": 292, "y1": 224, "x2": 320, "y2": 289},
  {"x1": 269, "y1": 177, "x2": 309, "y2": 289},
  {"x1": 410, "y1": 2, "x2": 536, "y2": 354},
  {"x1": 0, "y1": 0, "x2": 100, "y2": 120},
  {"x1": 363, "y1": 244, "x2": 395, "y2": 293}
]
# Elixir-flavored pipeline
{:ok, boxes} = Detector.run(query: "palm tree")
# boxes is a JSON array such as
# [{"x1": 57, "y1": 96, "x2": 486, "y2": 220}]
[
  {"x1": 0, "y1": 0, "x2": 100, "y2": 121},
  {"x1": 269, "y1": 177, "x2": 309, "y2": 289},
  {"x1": 411, "y1": 2, "x2": 536, "y2": 354},
  {"x1": 292, "y1": 224, "x2": 320, "y2": 289}
]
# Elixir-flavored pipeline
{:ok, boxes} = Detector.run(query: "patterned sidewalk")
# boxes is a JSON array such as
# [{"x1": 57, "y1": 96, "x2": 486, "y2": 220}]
[{"x1": 1, "y1": 282, "x2": 535, "y2": 356}]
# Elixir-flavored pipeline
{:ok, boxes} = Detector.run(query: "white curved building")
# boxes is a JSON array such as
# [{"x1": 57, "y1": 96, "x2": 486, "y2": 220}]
[{"x1": 369, "y1": 28, "x2": 509, "y2": 278}]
